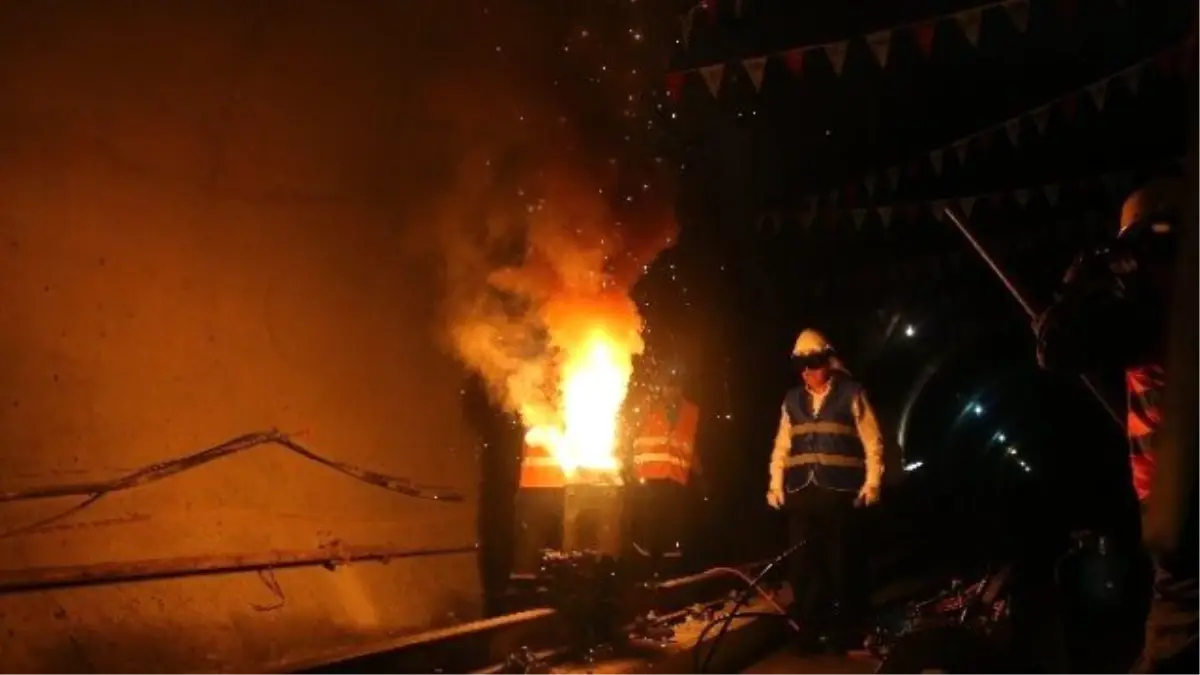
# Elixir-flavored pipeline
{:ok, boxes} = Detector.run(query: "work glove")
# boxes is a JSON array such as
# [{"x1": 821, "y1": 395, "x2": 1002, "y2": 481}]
[
  {"x1": 766, "y1": 485, "x2": 785, "y2": 510},
  {"x1": 855, "y1": 483, "x2": 880, "y2": 507}
]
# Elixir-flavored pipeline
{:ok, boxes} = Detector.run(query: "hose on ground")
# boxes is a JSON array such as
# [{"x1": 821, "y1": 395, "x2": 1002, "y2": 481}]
[{"x1": 693, "y1": 542, "x2": 804, "y2": 673}]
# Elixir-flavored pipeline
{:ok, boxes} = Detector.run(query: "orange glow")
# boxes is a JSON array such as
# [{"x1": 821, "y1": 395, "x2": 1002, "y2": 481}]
[{"x1": 523, "y1": 326, "x2": 632, "y2": 481}]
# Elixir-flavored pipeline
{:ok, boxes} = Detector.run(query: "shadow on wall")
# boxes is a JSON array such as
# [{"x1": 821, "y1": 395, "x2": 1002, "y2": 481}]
[{"x1": 461, "y1": 375, "x2": 523, "y2": 616}]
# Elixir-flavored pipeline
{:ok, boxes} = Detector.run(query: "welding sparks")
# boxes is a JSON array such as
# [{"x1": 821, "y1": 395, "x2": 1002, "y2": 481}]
[{"x1": 524, "y1": 328, "x2": 633, "y2": 480}]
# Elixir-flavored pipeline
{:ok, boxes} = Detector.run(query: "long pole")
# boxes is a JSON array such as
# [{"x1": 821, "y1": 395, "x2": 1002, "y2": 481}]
[{"x1": 942, "y1": 206, "x2": 1124, "y2": 429}]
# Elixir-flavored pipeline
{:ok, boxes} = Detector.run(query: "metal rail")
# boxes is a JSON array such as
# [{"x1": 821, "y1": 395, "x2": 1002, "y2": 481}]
[{"x1": 278, "y1": 561, "x2": 780, "y2": 673}]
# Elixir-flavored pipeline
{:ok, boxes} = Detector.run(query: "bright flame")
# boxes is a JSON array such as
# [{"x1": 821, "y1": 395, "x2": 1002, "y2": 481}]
[{"x1": 524, "y1": 328, "x2": 632, "y2": 482}]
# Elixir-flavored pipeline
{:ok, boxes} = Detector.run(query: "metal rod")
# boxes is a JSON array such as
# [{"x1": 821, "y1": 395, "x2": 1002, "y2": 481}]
[
  {"x1": 942, "y1": 206, "x2": 1124, "y2": 429},
  {"x1": 0, "y1": 543, "x2": 477, "y2": 595}
]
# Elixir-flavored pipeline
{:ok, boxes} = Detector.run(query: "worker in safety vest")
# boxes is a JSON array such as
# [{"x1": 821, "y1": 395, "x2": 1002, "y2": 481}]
[
  {"x1": 767, "y1": 329, "x2": 885, "y2": 654},
  {"x1": 1034, "y1": 176, "x2": 1196, "y2": 673},
  {"x1": 627, "y1": 372, "x2": 701, "y2": 573},
  {"x1": 631, "y1": 384, "x2": 700, "y2": 486}
]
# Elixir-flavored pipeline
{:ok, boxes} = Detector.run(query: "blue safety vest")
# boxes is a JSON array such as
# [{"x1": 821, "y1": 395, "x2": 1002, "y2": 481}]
[{"x1": 782, "y1": 374, "x2": 866, "y2": 493}]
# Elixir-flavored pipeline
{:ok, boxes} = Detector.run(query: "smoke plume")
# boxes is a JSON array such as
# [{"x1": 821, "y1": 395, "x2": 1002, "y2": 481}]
[{"x1": 422, "y1": 1, "x2": 679, "y2": 427}]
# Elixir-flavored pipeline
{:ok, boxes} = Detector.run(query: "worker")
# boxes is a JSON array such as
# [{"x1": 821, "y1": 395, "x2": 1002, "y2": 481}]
[
  {"x1": 513, "y1": 440, "x2": 567, "y2": 575},
  {"x1": 767, "y1": 329, "x2": 885, "y2": 654},
  {"x1": 1034, "y1": 175, "x2": 1196, "y2": 673},
  {"x1": 628, "y1": 370, "x2": 701, "y2": 577}
]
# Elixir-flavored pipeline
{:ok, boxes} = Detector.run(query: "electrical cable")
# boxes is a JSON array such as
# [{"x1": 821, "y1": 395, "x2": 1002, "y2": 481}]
[
  {"x1": 693, "y1": 542, "x2": 804, "y2": 674},
  {"x1": 0, "y1": 429, "x2": 463, "y2": 538}
]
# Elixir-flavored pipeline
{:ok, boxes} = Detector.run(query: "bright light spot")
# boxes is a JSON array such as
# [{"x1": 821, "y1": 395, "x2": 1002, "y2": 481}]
[
  {"x1": 523, "y1": 330, "x2": 633, "y2": 481},
  {"x1": 971, "y1": 403, "x2": 984, "y2": 416},
  {"x1": 903, "y1": 460, "x2": 924, "y2": 472},
  {"x1": 904, "y1": 324, "x2": 916, "y2": 338},
  {"x1": 1006, "y1": 446, "x2": 1018, "y2": 456},
  {"x1": 995, "y1": 432, "x2": 1007, "y2": 443}
]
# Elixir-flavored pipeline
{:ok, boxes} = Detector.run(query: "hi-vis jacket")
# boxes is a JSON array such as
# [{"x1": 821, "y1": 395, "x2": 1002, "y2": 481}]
[
  {"x1": 519, "y1": 442, "x2": 565, "y2": 489},
  {"x1": 1127, "y1": 364, "x2": 1164, "y2": 502},
  {"x1": 769, "y1": 372, "x2": 884, "y2": 494},
  {"x1": 632, "y1": 398, "x2": 700, "y2": 485}
]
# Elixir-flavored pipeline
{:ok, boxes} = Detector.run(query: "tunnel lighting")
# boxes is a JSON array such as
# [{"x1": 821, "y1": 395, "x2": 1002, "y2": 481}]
[
  {"x1": 903, "y1": 460, "x2": 924, "y2": 472},
  {"x1": 970, "y1": 403, "x2": 984, "y2": 416},
  {"x1": 1006, "y1": 446, "x2": 1019, "y2": 456},
  {"x1": 904, "y1": 324, "x2": 916, "y2": 338},
  {"x1": 995, "y1": 432, "x2": 1007, "y2": 443}
]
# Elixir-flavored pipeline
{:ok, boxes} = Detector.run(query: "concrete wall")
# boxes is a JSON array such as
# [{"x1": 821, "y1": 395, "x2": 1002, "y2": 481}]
[{"x1": 0, "y1": 3, "x2": 483, "y2": 671}]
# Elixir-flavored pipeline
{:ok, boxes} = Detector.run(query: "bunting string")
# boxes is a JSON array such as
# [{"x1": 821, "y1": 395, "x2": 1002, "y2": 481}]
[
  {"x1": 666, "y1": 0, "x2": 1118, "y2": 97},
  {"x1": 759, "y1": 156, "x2": 1187, "y2": 233},
  {"x1": 797, "y1": 39, "x2": 1193, "y2": 209}
]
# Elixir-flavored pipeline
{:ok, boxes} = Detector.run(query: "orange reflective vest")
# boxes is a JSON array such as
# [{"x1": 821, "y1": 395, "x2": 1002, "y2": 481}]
[
  {"x1": 632, "y1": 399, "x2": 699, "y2": 485},
  {"x1": 519, "y1": 443, "x2": 566, "y2": 488},
  {"x1": 1127, "y1": 364, "x2": 1164, "y2": 502}
]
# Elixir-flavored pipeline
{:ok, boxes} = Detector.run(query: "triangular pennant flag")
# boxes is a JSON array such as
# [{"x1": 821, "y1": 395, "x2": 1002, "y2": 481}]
[
  {"x1": 879, "y1": 205, "x2": 893, "y2": 228},
  {"x1": 957, "y1": 9, "x2": 984, "y2": 47},
  {"x1": 1060, "y1": 93, "x2": 1078, "y2": 122},
  {"x1": 866, "y1": 30, "x2": 892, "y2": 68},
  {"x1": 1032, "y1": 106, "x2": 1052, "y2": 134},
  {"x1": 864, "y1": 174, "x2": 877, "y2": 198},
  {"x1": 1004, "y1": 0, "x2": 1031, "y2": 33},
  {"x1": 978, "y1": 128, "x2": 995, "y2": 152},
  {"x1": 1121, "y1": 65, "x2": 1142, "y2": 95},
  {"x1": 953, "y1": 139, "x2": 970, "y2": 165},
  {"x1": 960, "y1": 195, "x2": 977, "y2": 217},
  {"x1": 681, "y1": 6, "x2": 700, "y2": 50},
  {"x1": 664, "y1": 71, "x2": 687, "y2": 102},
  {"x1": 699, "y1": 63, "x2": 725, "y2": 97},
  {"x1": 1044, "y1": 183, "x2": 1060, "y2": 206},
  {"x1": 886, "y1": 166, "x2": 901, "y2": 190},
  {"x1": 1014, "y1": 188, "x2": 1030, "y2": 206},
  {"x1": 823, "y1": 41, "x2": 849, "y2": 75},
  {"x1": 782, "y1": 48, "x2": 806, "y2": 76},
  {"x1": 931, "y1": 199, "x2": 948, "y2": 221},
  {"x1": 852, "y1": 208, "x2": 868, "y2": 229},
  {"x1": 914, "y1": 23, "x2": 937, "y2": 58},
  {"x1": 743, "y1": 56, "x2": 768, "y2": 92},
  {"x1": 799, "y1": 209, "x2": 816, "y2": 231},
  {"x1": 1087, "y1": 80, "x2": 1109, "y2": 110},
  {"x1": 930, "y1": 148, "x2": 944, "y2": 175},
  {"x1": 1004, "y1": 118, "x2": 1021, "y2": 145}
]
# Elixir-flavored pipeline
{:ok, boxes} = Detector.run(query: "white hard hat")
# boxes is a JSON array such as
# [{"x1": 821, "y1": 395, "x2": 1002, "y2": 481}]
[
  {"x1": 1119, "y1": 177, "x2": 1185, "y2": 237},
  {"x1": 792, "y1": 329, "x2": 834, "y2": 357}
]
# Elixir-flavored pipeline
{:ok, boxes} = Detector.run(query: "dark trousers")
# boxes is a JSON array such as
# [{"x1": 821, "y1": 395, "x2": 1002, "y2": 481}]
[
  {"x1": 1128, "y1": 554, "x2": 1200, "y2": 667},
  {"x1": 786, "y1": 487, "x2": 863, "y2": 645}
]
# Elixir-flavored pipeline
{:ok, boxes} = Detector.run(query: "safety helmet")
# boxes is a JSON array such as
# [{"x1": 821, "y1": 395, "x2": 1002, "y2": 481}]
[
  {"x1": 792, "y1": 329, "x2": 834, "y2": 357},
  {"x1": 1119, "y1": 177, "x2": 1185, "y2": 238}
]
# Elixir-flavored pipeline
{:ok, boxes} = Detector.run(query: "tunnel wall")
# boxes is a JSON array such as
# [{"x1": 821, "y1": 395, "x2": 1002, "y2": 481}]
[{"x1": 0, "y1": 4, "x2": 483, "y2": 672}]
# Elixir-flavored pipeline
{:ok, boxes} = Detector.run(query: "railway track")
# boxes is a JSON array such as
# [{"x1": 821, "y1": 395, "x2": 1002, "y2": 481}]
[{"x1": 278, "y1": 562, "x2": 801, "y2": 674}]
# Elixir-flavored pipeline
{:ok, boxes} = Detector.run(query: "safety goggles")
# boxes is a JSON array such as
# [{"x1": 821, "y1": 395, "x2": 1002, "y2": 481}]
[{"x1": 791, "y1": 352, "x2": 833, "y2": 370}]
